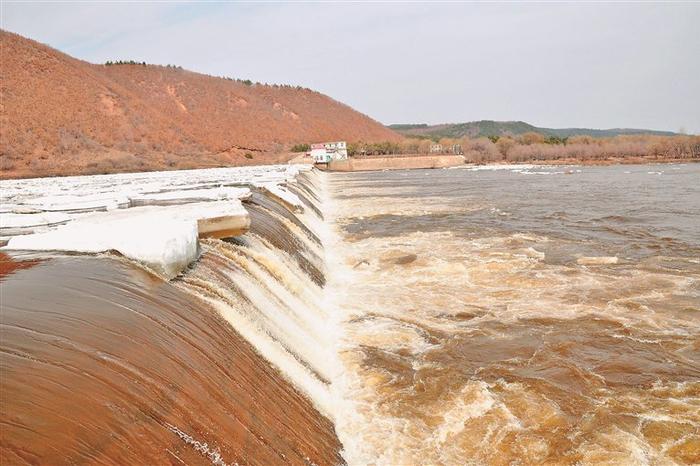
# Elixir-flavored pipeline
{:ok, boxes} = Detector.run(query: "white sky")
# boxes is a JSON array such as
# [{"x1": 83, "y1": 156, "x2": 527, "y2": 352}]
[{"x1": 2, "y1": 2, "x2": 699, "y2": 133}]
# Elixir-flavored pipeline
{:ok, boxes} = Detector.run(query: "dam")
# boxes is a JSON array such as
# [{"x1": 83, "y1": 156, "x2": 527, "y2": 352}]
[
  {"x1": 2, "y1": 163, "x2": 699, "y2": 465},
  {"x1": 318, "y1": 155, "x2": 466, "y2": 172},
  {"x1": 1, "y1": 165, "x2": 344, "y2": 464}
]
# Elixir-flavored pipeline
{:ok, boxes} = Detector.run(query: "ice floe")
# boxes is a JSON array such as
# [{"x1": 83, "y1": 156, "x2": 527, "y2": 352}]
[
  {"x1": 130, "y1": 186, "x2": 250, "y2": 207},
  {"x1": 5, "y1": 202, "x2": 249, "y2": 278},
  {"x1": 1, "y1": 164, "x2": 310, "y2": 277},
  {"x1": 254, "y1": 182, "x2": 303, "y2": 212},
  {"x1": 0, "y1": 212, "x2": 72, "y2": 236}
]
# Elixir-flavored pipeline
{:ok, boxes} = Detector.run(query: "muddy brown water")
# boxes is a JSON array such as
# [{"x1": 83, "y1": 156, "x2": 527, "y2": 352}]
[
  {"x1": 0, "y1": 253, "x2": 342, "y2": 465},
  {"x1": 326, "y1": 164, "x2": 700, "y2": 465}
]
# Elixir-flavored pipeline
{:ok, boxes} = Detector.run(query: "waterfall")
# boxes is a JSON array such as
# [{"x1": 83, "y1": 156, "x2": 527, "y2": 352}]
[
  {"x1": 2, "y1": 166, "x2": 353, "y2": 464},
  {"x1": 174, "y1": 169, "x2": 343, "y2": 420}
]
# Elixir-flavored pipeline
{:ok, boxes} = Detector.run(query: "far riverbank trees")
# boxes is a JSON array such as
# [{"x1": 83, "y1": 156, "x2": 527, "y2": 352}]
[{"x1": 341, "y1": 134, "x2": 700, "y2": 163}]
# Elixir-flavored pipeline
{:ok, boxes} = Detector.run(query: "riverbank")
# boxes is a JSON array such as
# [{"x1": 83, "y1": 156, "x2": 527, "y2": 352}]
[
  {"x1": 313, "y1": 155, "x2": 697, "y2": 173},
  {"x1": 519, "y1": 156, "x2": 698, "y2": 166}
]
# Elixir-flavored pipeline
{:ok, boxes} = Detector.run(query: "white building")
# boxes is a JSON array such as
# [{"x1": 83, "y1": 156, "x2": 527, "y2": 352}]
[
  {"x1": 311, "y1": 141, "x2": 348, "y2": 163},
  {"x1": 310, "y1": 144, "x2": 329, "y2": 163}
]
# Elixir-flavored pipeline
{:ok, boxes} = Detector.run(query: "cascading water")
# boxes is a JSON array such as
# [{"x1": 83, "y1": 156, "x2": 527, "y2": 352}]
[
  {"x1": 0, "y1": 167, "x2": 348, "y2": 465},
  {"x1": 173, "y1": 170, "x2": 344, "y2": 421}
]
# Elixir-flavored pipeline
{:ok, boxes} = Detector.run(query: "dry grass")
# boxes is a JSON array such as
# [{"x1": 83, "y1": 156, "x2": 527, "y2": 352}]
[{"x1": 0, "y1": 30, "x2": 400, "y2": 178}]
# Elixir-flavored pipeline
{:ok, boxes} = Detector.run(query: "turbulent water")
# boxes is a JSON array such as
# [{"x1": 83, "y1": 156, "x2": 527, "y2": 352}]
[
  {"x1": 0, "y1": 170, "x2": 344, "y2": 465},
  {"x1": 324, "y1": 164, "x2": 700, "y2": 465},
  {"x1": 2, "y1": 163, "x2": 699, "y2": 465},
  {"x1": 0, "y1": 253, "x2": 343, "y2": 465}
]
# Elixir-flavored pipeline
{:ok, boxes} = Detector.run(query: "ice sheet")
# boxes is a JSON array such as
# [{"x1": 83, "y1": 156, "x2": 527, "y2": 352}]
[
  {"x1": 5, "y1": 201, "x2": 250, "y2": 278},
  {"x1": 0, "y1": 164, "x2": 309, "y2": 277}
]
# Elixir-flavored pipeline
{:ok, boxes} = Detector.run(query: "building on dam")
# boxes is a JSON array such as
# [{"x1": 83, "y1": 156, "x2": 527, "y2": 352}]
[{"x1": 310, "y1": 141, "x2": 348, "y2": 164}]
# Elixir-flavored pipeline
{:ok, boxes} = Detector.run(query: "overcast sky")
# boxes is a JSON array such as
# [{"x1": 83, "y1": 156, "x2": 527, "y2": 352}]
[{"x1": 2, "y1": 2, "x2": 699, "y2": 133}]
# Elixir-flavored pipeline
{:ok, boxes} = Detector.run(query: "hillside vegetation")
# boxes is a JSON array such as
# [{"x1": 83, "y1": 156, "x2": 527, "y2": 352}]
[
  {"x1": 0, "y1": 31, "x2": 400, "y2": 178},
  {"x1": 389, "y1": 120, "x2": 679, "y2": 140}
]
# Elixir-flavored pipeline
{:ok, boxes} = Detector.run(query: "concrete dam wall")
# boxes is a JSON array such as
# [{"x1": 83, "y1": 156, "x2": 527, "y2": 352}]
[{"x1": 325, "y1": 155, "x2": 465, "y2": 171}]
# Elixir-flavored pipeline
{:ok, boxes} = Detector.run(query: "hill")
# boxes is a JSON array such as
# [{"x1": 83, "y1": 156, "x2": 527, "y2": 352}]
[
  {"x1": 0, "y1": 31, "x2": 401, "y2": 178},
  {"x1": 388, "y1": 120, "x2": 678, "y2": 140}
]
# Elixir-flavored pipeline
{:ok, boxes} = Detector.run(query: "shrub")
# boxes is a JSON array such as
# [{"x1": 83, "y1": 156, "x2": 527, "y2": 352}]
[
  {"x1": 544, "y1": 136, "x2": 568, "y2": 145},
  {"x1": 291, "y1": 143, "x2": 310, "y2": 152},
  {"x1": 244, "y1": 152, "x2": 254, "y2": 159},
  {"x1": 105, "y1": 60, "x2": 147, "y2": 66},
  {"x1": 496, "y1": 137, "x2": 516, "y2": 157},
  {"x1": 568, "y1": 135, "x2": 595, "y2": 145},
  {"x1": 0, "y1": 157, "x2": 16, "y2": 171},
  {"x1": 519, "y1": 132, "x2": 545, "y2": 145},
  {"x1": 462, "y1": 137, "x2": 500, "y2": 163}
]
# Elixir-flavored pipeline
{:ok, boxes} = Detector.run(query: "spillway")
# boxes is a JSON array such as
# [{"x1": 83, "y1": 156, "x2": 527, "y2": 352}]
[{"x1": 0, "y1": 166, "x2": 346, "y2": 465}]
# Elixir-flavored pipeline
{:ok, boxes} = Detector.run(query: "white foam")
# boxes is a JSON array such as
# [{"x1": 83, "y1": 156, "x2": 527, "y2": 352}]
[
  {"x1": 577, "y1": 256, "x2": 619, "y2": 265},
  {"x1": 434, "y1": 383, "x2": 496, "y2": 444},
  {"x1": 465, "y1": 163, "x2": 542, "y2": 171}
]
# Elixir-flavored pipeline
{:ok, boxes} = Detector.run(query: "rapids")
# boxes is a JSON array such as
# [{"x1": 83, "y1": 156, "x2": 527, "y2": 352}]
[{"x1": 322, "y1": 163, "x2": 700, "y2": 465}]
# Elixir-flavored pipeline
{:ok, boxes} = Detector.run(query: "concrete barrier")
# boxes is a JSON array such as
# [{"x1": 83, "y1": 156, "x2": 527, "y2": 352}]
[{"x1": 323, "y1": 155, "x2": 465, "y2": 172}]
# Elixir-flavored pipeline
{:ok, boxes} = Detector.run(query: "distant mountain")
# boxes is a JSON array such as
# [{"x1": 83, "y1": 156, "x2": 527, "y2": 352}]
[
  {"x1": 388, "y1": 120, "x2": 678, "y2": 139},
  {"x1": 0, "y1": 30, "x2": 400, "y2": 178}
]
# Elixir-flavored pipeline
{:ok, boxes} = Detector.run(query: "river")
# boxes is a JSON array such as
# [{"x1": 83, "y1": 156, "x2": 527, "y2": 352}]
[{"x1": 324, "y1": 163, "x2": 699, "y2": 465}]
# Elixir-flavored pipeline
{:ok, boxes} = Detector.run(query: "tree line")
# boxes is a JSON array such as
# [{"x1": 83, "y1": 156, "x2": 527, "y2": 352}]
[
  {"x1": 102, "y1": 61, "x2": 313, "y2": 91},
  {"x1": 328, "y1": 133, "x2": 700, "y2": 162},
  {"x1": 104, "y1": 60, "x2": 147, "y2": 66}
]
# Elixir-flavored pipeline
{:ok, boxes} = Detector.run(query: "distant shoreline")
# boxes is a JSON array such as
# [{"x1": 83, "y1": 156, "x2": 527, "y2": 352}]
[
  {"x1": 467, "y1": 156, "x2": 699, "y2": 167},
  {"x1": 2, "y1": 155, "x2": 697, "y2": 180},
  {"x1": 323, "y1": 154, "x2": 698, "y2": 172}
]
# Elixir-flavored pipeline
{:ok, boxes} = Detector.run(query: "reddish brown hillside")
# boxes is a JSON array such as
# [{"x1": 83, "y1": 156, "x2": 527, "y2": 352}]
[{"x1": 0, "y1": 31, "x2": 401, "y2": 178}]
